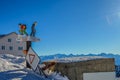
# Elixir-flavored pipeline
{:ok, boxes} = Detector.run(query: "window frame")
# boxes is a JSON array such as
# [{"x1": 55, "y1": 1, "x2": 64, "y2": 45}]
[
  {"x1": 18, "y1": 47, "x2": 23, "y2": 50},
  {"x1": 8, "y1": 38, "x2": 12, "y2": 42},
  {"x1": 9, "y1": 46, "x2": 13, "y2": 50},
  {"x1": 1, "y1": 46, "x2": 5, "y2": 50}
]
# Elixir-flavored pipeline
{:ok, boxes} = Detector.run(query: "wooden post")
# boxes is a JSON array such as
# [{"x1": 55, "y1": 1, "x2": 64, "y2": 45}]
[{"x1": 26, "y1": 41, "x2": 32, "y2": 68}]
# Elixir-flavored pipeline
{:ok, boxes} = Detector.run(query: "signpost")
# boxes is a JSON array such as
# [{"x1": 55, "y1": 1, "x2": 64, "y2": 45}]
[{"x1": 17, "y1": 22, "x2": 47, "y2": 77}]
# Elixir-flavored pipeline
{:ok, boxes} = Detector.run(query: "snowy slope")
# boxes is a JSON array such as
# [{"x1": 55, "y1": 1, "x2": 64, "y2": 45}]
[
  {"x1": 0, "y1": 54, "x2": 69, "y2": 80},
  {"x1": 1, "y1": 54, "x2": 119, "y2": 80}
]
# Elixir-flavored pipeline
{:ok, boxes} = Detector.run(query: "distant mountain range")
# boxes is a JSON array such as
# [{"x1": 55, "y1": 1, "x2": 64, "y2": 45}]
[{"x1": 40, "y1": 53, "x2": 120, "y2": 65}]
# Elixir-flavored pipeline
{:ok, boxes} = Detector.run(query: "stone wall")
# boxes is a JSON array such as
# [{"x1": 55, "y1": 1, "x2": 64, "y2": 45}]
[{"x1": 54, "y1": 58, "x2": 115, "y2": 80}]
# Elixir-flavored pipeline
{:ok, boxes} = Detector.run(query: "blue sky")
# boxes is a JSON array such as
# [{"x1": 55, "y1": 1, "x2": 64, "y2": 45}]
[{"x1": 1, "y1": 0, "x2": 120, "y2": 56}]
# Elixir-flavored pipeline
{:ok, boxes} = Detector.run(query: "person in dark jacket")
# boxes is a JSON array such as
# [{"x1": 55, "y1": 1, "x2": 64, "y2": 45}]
[{"x1": 30, "y1": 21, "x2": 37, "y2": 37}]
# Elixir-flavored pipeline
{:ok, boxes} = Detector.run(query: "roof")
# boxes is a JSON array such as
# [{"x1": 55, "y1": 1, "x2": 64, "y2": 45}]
[
  {"x1": 0, "y1": 35, "x2": 6, "y2": 38},
  {"x1": 0, "y1": 32, "x2": 17, "y2": 39}
]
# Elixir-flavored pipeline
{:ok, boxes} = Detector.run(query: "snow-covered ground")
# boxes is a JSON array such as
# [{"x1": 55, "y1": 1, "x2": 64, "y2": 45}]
[
  {"x1": 0, "y1": 54, "x2": 119, "y2": 80},
  {"x1": 0, "y1": 54, "x2": 69, "y2": 80}
]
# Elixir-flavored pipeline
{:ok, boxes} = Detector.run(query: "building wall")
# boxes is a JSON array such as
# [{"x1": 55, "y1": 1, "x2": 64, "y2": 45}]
[
  {"x1": 54, "y1": 58, "x2": 115, "y2": 80},
  {"x1": 0, "y1": 32, "x2": 26, "y2": 56}
]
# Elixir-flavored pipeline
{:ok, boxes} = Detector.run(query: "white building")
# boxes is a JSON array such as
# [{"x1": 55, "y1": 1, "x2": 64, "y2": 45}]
[{"x1": 0, "y1": 32, "x2": 26, "y2": 56}]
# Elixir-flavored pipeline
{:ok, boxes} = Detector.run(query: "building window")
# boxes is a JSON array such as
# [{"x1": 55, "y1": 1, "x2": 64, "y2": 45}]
[
  {"x1": 18, "y1": 47, "x2": 23, "y2": 50},
  {"x1": 8, "y1": 39, "x2": 12, "y2": 42},
  {"x1": 1, "y1": 46, "x2": 5, "y2": 50},
  {"x1": 9, "y1": 46, "x2": 13, "y2": 50}
]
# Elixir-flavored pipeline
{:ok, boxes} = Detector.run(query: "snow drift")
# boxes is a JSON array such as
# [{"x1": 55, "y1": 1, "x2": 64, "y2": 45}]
[{"x1": 0, "y1": 54, "x2": 69, "y2": 80}]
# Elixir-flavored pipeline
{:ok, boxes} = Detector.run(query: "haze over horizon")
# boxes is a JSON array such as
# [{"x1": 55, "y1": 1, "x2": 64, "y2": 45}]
[{"x1": 1, "y1": 0, "x2": 120, "y2": 56}]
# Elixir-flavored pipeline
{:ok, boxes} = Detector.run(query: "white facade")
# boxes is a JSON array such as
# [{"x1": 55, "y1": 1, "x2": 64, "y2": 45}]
[{"x1": 0, "y1": 32, "x2": 26, "y2": 56}]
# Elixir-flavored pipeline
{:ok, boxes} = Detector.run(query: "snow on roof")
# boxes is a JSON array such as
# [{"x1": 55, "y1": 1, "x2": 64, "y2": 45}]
[
  {"x1": 0, "y1": 32, "x2": 17, "y2": 39},
  {"x1": 0, "y1": 35, "x2": 6, "y2": 38}
]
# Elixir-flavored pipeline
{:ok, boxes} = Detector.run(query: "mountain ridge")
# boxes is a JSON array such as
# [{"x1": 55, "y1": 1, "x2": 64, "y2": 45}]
[{"x1": 40, "y1": 53, "x2": 120, "y2": 65}]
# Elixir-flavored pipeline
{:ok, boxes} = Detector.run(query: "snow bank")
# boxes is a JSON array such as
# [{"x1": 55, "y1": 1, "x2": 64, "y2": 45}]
[
  {"x1": 49, "y1": 72, "x2": 69, "y2": 80},
  {"x1": 0, "y1": 54, "x2": 69, "y2": 80},
  {"x1": 0, "y1": 54, "x2": 25, "y2": 71}
]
